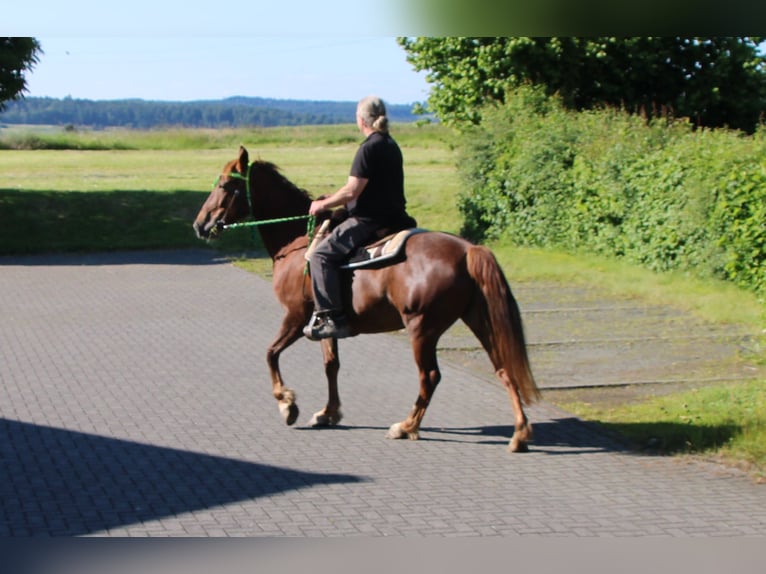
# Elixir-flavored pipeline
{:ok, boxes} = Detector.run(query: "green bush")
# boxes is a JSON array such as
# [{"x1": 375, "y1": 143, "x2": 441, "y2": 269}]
[
  {"x1": 458, "y1": 85, "x2": 577, "y2": 245},
  {"x1": 458, "y1": 86, "x2": 766, "y2": 295}
]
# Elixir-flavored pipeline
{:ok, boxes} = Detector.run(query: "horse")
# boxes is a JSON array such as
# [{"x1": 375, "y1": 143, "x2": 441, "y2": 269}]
[{"x1": 193, "y1": 146, "x2": 541, "y2": 452}]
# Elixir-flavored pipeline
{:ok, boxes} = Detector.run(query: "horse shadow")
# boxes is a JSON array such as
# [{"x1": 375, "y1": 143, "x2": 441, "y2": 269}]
[
  {"x1": 418, "y1": 416, "x2": 742, "y2": 457},
  {"x1": 296, "y1": 417, "x2": 630, "y2": 455},
  {"x1": 0, "y1": 418, "x2": 365, "y2": 536},
  {"x1": 418, "y1": 417, "x2": 634, "y2": 454}
]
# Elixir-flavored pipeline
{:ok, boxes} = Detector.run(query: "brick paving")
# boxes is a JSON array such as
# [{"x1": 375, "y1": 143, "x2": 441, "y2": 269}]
[{"x1": 0, "y1": 249, "x2": 764, "y2": 537}]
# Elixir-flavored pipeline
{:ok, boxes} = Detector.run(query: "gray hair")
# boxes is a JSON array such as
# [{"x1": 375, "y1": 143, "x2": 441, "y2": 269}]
[{"x1": 357, "y1": 95, "x2": 389, "y2": 133}]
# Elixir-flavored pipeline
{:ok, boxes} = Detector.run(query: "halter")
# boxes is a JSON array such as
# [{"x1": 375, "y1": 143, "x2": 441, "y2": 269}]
[{"x1": 213, "y1": 163, "x2": 316, "y2": 239}]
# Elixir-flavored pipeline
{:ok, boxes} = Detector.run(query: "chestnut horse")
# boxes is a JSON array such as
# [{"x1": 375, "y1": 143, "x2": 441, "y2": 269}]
[{"x1": 193, "y1": 146, "x2": 540, "y2": 452}]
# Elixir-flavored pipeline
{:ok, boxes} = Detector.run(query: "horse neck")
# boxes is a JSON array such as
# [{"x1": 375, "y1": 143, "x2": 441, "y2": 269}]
[{"x1": 249, "y1": 164, "x2": 312, "y2": 259}]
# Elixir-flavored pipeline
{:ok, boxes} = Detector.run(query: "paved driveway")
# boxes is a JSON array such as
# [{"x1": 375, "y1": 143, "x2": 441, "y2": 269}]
[{"x1": 1, "y1": 250, "x2": 764, "y2": 536}]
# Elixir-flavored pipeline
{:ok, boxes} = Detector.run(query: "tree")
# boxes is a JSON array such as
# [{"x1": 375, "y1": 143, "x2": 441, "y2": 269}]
[
  {"x1": 398, "y1": 37, "x2": 766, "y2": 132},
  {"x1": 0, "y1": 37, "x2": 42, "y2": 112}
]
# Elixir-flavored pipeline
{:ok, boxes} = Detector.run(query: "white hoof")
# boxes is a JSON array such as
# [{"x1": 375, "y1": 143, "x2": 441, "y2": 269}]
[
  {"x1": 309, "y1": 409, "x2": 342, "y2": 427},
  {"x1": 386, "y1": 422, "x2": 419, "y2": 440},
  {"x1": 279, "y1": 401, "x2": 299, "y2": 426}
]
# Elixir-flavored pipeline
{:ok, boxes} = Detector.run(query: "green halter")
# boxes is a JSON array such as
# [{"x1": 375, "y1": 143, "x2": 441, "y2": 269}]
[{"x1": 215, "y1": 163, "x2": 316, "y2": 239}]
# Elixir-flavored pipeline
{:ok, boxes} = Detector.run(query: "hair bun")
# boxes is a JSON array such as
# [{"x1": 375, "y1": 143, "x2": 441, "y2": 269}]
[{"x1": 358, "y1": 95, "x2": 389, "y2": 133}]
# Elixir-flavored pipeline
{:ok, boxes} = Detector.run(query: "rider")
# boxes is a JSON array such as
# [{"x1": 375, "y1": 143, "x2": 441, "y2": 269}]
[{"x1": 303, "y1": 95, "x2": 416, "y2": 340}]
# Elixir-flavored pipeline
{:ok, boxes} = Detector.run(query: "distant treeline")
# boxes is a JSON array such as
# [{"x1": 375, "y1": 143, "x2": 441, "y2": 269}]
[{"x1": 0, "y1": 96, "x2": 420, "y2": 128}]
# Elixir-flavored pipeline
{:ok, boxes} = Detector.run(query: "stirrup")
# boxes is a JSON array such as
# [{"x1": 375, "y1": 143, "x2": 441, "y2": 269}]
[{"x1": 303, "y1": 312, "x2": 351, "y2": 341}]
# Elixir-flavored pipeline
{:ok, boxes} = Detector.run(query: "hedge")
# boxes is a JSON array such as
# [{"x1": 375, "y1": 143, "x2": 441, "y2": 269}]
[{"x1": 458, "y1": 86, "x2": 766, "y2": 294}]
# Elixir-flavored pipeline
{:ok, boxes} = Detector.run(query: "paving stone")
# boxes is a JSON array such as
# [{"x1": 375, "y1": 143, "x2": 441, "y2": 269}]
[{"x1": 0, "y1": 250, "x2": 764, "y2": 537}]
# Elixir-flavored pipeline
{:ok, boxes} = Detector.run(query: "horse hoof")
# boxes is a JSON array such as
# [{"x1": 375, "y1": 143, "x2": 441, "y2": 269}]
[
  {"x1": 508, "y1": 424, "x2": 533, "y2": 452},
  {"x1": 508, "y1": 436, "x2": 529, "y2": 453},
  {"x1": 386, "y1": 422, "x2": 419, "y2": 440},
  {"x1": 309, "y1": 410, "x2": 343, "y2": 427},
  {"x1": 280, "y1": 402, "x2": 299, "y2": 426}
]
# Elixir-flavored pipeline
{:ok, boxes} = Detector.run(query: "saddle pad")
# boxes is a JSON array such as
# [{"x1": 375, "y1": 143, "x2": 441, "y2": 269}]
[{"x1": 342, "y1": 228, "x2": 428, "y2": 270}]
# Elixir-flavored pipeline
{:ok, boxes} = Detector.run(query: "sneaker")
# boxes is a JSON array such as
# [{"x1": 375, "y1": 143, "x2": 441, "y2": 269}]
[{"x1": 303, "y1": 313, "x2": 352, "y2": 340}]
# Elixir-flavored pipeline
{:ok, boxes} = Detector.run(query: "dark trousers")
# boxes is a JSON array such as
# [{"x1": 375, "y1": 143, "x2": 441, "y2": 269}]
[{"x1": 308, "y1": 216, "x2": 381, "y2": 314}]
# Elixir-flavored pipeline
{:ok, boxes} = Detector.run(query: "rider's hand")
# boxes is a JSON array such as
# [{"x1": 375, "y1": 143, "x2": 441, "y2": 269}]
[{"x1": 309, "y1": 199, "x2": 327, "y2": 216}]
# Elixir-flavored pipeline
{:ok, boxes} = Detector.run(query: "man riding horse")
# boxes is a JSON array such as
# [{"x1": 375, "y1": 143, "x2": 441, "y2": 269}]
[
  {"x1": 303, "y1": 95, "x2": 416, "y2": 340},
  {"x1": 192, "y1": 99, "x2": 539, "y2": 453}
]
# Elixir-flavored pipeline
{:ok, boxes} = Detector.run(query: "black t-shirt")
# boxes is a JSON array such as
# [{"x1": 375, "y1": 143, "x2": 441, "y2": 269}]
[{"x1": 348, "y1": 131, "x2": 409, "y2": 226}]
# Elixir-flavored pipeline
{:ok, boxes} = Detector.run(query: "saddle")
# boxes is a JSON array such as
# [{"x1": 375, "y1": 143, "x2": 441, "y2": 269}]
[
  {"x1": 342, "y1": 227, "x2": 427, "y2": 269},
  {"x1": 305, "y1": 218, "x2": 427, "y2": 270}
]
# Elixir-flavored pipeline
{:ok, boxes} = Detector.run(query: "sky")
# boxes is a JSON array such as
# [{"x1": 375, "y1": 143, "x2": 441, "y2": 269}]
[
  {"x1": 22, "y1": 37, "x2": 430, "y2": 105},
  {"x1": 6, "y1": 1, "x2": 431, "y2": 105},
  {"x1": 15, "y1": 2, "x2": 757, "y2": 106}
]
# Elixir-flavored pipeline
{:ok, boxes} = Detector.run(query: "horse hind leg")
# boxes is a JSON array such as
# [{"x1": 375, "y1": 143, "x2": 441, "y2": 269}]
[
  {"x1": 387, "y1": 329, "x2": 441, "y2": 441},
  {"x1": 462, "y1": 309, "x2": 533, "y2": 453},
  {"x1": 497, "y1": 368, "x2": 533, "y2": 453}
]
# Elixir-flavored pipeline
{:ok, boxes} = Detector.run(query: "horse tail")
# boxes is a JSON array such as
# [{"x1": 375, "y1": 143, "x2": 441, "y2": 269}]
[{"x1": 465, "y1": 245, "x2": 541, "y2": 405}]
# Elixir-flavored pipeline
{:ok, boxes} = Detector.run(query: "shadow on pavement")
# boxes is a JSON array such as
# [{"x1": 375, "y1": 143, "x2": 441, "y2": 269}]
[
  {"x1": 421, "y1": 418, "x2": 631, "y2": 454},
  {"x1": 0, "y1": 418, "x2": 366, "y2": 536},
  {"x1": 0, "y1": 249, "x2": 230, "y2": 267},
  {"x1": 294, "y1": 418, "x2": 631, "y2": 455}
]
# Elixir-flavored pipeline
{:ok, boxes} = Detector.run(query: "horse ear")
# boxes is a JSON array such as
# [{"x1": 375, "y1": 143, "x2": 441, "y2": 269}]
[{"x1": 237, "y1": 146, "x2": 249, "y2": 172}]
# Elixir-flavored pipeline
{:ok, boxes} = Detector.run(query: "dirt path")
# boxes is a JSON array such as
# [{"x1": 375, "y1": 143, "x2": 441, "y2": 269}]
[{"x1": 436, "y1": 281, "x2": 765, "y2": 407}]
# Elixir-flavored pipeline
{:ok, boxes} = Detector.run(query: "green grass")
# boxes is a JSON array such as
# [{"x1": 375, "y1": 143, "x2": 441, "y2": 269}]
[
  {"x1": 0, "y1": 148, "x2": 248, "y2": 254},
  {"x1": 557, "y1": 380, "x2": 766, "y2": 480},
  {"x1": 492, "y1": 243, "x2": 765, "y2": 478},
  {"x1": 1, "y1": 123, "x2": 764, "y2": 478},
  {"x1": 0, "y1": 124, "x2": 459, "y2": 255},
  {"x1": 491, "y1": 244, "x2": 766, "y2": 332},
  {"x1": 0, "y1": 122, "x2": 452, "y2": 151}
]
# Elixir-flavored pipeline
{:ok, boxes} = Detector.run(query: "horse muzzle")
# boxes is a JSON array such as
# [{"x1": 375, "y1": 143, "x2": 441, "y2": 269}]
[{"x1": 193, "y1": 218, "x2": 224, "y2": 241}]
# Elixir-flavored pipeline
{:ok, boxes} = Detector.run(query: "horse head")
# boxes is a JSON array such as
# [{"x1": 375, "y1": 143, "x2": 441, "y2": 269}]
[
  {"x1": 193, "y1": 146, "x2": 251, "y2": 240},
  {"x1": 193, "y1": 147, "x2": 314, "y2": 254}
]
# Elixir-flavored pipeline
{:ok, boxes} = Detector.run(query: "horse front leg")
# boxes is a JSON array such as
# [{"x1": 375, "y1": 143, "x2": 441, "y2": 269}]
[
  {"x1": 266, "y1": 317, "x2": 304, "y2": 426},
  {"x1": 308, "y1": 337, "x2": 343, "y2": 427}
]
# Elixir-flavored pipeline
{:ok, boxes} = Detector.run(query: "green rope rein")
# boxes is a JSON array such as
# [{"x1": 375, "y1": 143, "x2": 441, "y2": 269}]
[
  {"x1": 219, "y1": 165, "x2": 317, "y2": 240},
  {"x1": 224, "y1": 214, "x2": 312, "y2": 230}
]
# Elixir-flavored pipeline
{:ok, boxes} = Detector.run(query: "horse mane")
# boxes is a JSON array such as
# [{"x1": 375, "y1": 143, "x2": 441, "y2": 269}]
[
  {"x1": 250, "y1": 160, "x2": 313, "y2": 203},
  {"x1": 243, "y1": 159, "x2": 315, "y2": 257}
]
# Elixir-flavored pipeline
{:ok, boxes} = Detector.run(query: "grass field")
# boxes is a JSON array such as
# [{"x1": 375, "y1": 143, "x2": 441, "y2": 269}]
[
  {"x1": 0, "y1": 124, "x2": 462, "y2": 255},
  {"x1": 1, "y1": 123, "x2": 764, "y2": 479}
]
